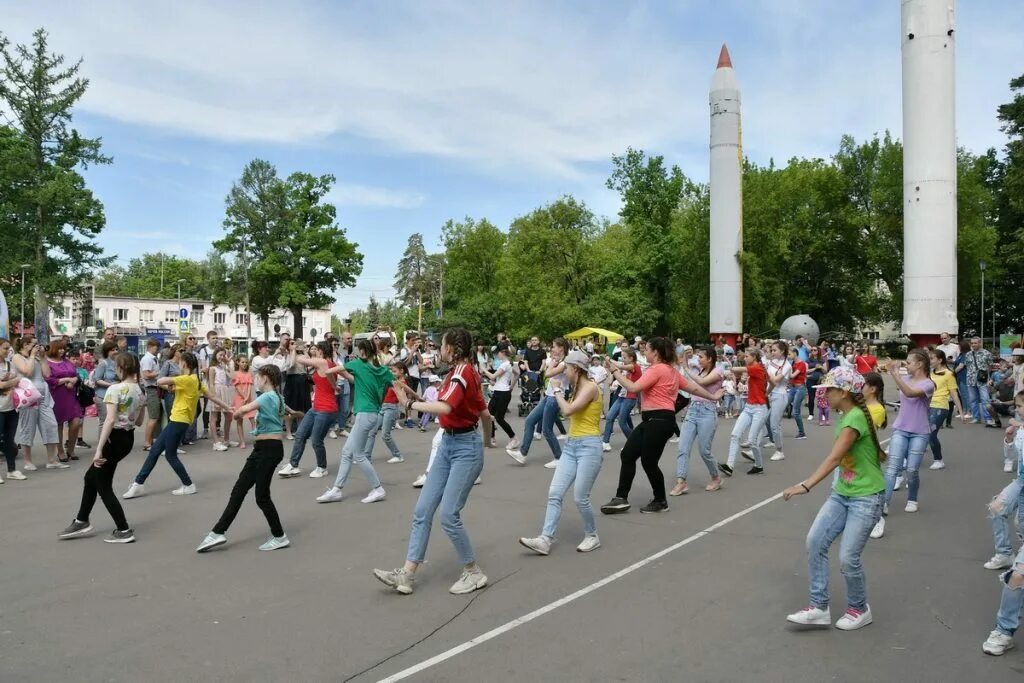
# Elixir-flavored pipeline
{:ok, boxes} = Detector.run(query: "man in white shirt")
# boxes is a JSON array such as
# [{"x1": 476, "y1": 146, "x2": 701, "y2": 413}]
[
  {"x1": 937, "y1": 333, "x2": 960, "y2": 367},
  {"x1": 140, "y1": 338, "x2": 162, "y2": 449},
  {"x1": 195, "y1": 330, "x2": 218, "y2": 438}
]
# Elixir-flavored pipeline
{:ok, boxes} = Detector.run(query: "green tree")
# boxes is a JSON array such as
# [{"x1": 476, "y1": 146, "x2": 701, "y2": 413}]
[
  {"x1": 991, "y1": 73, "x2": 1024, "y2": 331},
  {"x1": 0, "y1": 28, "x2": 111, "y2": 343},
  {"x1": 393, "y1": 232, "x2": 434, "y2": 331},
  {"x1": 438, "y1": 217, "x2": 506, "y2": 337}
]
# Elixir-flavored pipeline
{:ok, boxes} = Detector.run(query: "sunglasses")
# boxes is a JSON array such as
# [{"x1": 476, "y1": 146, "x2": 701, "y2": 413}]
[{"x1": 187, "y1": 337, "x2": 195, "y2": 341}]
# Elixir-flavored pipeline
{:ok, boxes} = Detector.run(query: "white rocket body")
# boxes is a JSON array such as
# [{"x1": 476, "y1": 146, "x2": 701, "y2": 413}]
[
  {"x1": 709, "y1": 45, "x2": 743, "y2": 338},
  {"x1": 901, "y1": 0, "x2": 958, "y2": 339}
]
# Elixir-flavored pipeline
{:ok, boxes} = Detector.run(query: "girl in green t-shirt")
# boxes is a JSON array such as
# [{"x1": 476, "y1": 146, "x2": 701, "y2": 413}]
[{"x1": 782, "y1": 367, "x2": 887, "y2": 632}]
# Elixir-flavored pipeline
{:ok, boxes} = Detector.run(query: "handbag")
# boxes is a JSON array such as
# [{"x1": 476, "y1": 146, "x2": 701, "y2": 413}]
[
  {"x1": 12, "y1": 377, "x2": 43, "y2": 411},
  {"x1": 76, "y1": 381, "x2": 96, "y2": 408},
  {"x1": 972, "y1": 352, "x2": 989, "y2": 383}
]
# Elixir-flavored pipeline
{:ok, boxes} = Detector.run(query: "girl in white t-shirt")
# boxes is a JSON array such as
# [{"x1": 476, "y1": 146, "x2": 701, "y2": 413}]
[
  {"x1": 482, "y1": 342, "x2": 518, "y2": 448},
  {"x1": 723, "y1": 376, "x2": 738, "y2": 418},
  {"x1": 761, "y1": 340, "x2": 793, "y2": 461}
]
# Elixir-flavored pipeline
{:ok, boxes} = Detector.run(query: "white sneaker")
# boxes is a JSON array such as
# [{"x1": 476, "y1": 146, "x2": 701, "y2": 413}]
[
  {"x1": 870, "y1": 517, "x2": 885, "y2": 539},
  {"x1": 278, "y1": 464, "x2": 300, "y2": 477},
  {"x1": 474, "y1": 476, "x2": 481, "y2": 485},
  {"x1": 576, "y1": 534, "x2": 601, "y2": 553},
  {"x1": 905, "y1": 501, "x2": 918, "y2": 513},
  {"x1": 122, "y1": 482, "x2": 146, "y2": 499},
  {"x1": 316, "y1": 487, "x2": 344, "y2": 503},
  {"x1": 929, "y1": 460, "x2": 945, "y2": 470},
  {"x1": 983, "y1": 629, "x2": 1016, "y2": 656},
  {"x1": 171, "y1": 484, "x2": 197, "y2": 496},
  {"x1": 770, "y1": 452, "x2": 785, "y2": 461},
  {"x1": 386, "y1": 456, "x2": 405, "y2": 464},
  {"x1": 835, "y1": 605, "x2": 873, "y2": 631},
  {"x1": 340, "y1": 430, "x2": 350, "y2": 437},
  {"x1": 544, "y1": 459, "x2": 558, "y2": 469},
  {"x1": 6, "y1": 470, "x2": 26, "y2": 480},
  {"x1": 361, "y1": 486, "x2": 386, "y2": 503},
  {"x1": 984, "y1": 553, "x2": 1014, "y2": 570},
  {"x1": 894, "y1": 475, "x2": 905, "y2": 491},
  {"x1": 786, "y1": 606, "x2": 831, "y2": 626},
  {"x1": 328, "y1": 429, "x2": 338, "y2": 439},
  {"x1": 1005, "y1": 459, "x2": 1015, "y2": 473},
  {"x1": 196, "y1": 532, "x2": 227, "y2": 553},
  {"x1": 227, "y1": 441, "x2": 239, "y2": 447},
  {"x1": 23, "y1": 462, "x2": 38, "y2": 472},
  {"x1": 412, "y1": 473, "x2": 427, "y2": 488},
  {"x1": 518, "y1": 535, "x2": 552, "y2": 555},
  {"x1": 602, "y1": 442, "x2": 611, "y2": 453},
  {"x1": 309, "y1": 467, "x2": 328, "y2": 478},
  {"x1": 557, "y1": 434, "x2": 568, "y2": 441},
  {"x1": 669, "y1": 436, "x2": 680, "y2": 444},
  {"x1": 507, "y1": 438, "x2": 521, "y2": 450},
  {"x1": 286, "y1": 434, "x2": 294, "y2": 440},
  {"x1": 213, "y1": 442, "x2": 228, "y2": 452},
  {"x1": 449, "y1": 568, "x2": 488, "y2": 594},
  {"x1": 506, "y1": 449, "x2": 526, "y2": 465},
  {"x1": 46, "y1": 462, "x2": 70, "y2": 469}
]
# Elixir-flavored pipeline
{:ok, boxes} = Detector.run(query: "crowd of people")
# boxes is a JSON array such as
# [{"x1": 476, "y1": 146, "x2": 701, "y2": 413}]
[{"x1": 2, "y1": 325, "x2": 1023, "y2": 656}]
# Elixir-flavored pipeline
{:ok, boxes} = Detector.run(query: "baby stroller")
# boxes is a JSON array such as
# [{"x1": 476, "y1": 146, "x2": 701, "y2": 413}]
[{"x1": 518, "y1": 371, "x2": 542, "y2": 417}]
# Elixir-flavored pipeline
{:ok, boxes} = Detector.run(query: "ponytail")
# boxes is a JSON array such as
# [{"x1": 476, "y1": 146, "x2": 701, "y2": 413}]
[
  {"x1": 257, "y1": 365, "x2": 287, "y2": 419},
  {"x1": 851, "y1": 392, "x2": 887, "y2": 463}
]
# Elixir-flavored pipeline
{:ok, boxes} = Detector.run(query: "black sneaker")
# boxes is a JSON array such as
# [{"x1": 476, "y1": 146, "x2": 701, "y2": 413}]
[
  {"x1": 104, "y1": 529, "x2": 136, "y2": 544},
  {"x1": 795, "y1": 434, "x2": 807, "y2": 440},
  {"x1": 740, "y1": 450, "x2": 755, "y2": 463},
  {"x1": 77, "y1": 438, "x2": 91, "y2": 448},
  {"x1": 719, "y1": 462, "x2": 733, "y2": 477},
  {"x1": 600, "y1": 497, "x2": 631, "y2": 514},
  {"x1": 640, "y1": 499, "x2": 668, "y2": 514},
  {"x1": 747, "y1": 466, "x2": 764, "y2": 475},
  {"x1": 59, "y1": 520, "x2": 93, "y2": 539}
]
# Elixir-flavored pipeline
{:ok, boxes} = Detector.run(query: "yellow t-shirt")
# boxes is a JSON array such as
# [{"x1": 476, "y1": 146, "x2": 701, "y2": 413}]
[
  {"x1": 170, "y1": 374, "x2": 202, "y2": 424},
  {"x1": 866, "y1": 402, "x2": 886, "y2": 430},
  {"x1": 569, "y1": 389, "x2": 603, "y2": 438},
  {"x1": 930, "y1": 371, "x2": 958, "y2": 409}
]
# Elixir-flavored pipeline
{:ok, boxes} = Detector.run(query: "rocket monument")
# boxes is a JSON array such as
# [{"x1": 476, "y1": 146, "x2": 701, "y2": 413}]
[
  {"x1": 901, "y1": 0, "x2": 958, "y2": 345},
  {"x1": 709, "y1": 44, "x2": 743, "y2": 347}
]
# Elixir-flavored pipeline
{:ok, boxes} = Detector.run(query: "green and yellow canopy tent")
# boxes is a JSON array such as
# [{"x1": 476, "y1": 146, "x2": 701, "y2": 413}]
[{"x1": 565, "y1": 327, "x2": 624, "y2": 355}]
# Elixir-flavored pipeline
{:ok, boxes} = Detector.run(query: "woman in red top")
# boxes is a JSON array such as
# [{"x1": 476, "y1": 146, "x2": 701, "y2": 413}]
[
  {"x1": 374, "y1": 328, "x2": 494, "y2": 597},
  {"x1": 278, "y1": 341, "x2": 346, "y2": 478},
  {"x1": 788, "y1": 347, "x2": 809, "y2": 440},
  {"x1": 602, "y1": 347, "x2": 641, "y2": 451},
  {"x1": 600, "y1": 337, "x2": 721, "y2": 515},
  {"x1": 722, "y1": 347, "x2": 770, "y2": 475}
]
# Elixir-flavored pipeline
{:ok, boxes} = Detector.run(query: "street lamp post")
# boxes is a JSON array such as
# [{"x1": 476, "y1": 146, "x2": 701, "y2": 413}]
[
  {"x1": 19, "y1": 264, "x2": 29, "y2": 335},
  {"x1": 980, "y1": 261, "x2": 986, "y2": 345}
]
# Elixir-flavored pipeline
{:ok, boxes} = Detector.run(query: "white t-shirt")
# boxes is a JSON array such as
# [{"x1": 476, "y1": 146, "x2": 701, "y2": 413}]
[
  {"x1": 544, "y1": 358, "x2": 564, "y2": 397},
  {"x1": 104, "y1": 382, "x2": 145, "y2": 430},
  {"x1": 140, "y1": 352, "x2": 159, "y2": 388},
  {"x1": 400, "y1": 346, "x2": 420, "y2": 379},
  {"x1": 493, "y1": 360, "x2": 514, "y2": 392},
  {"x1": 763, "y1": 359, "x2": 792, "y2": 396},
  {"x1": 588, "y1": 365, "x2": 608, "y2": 386}
]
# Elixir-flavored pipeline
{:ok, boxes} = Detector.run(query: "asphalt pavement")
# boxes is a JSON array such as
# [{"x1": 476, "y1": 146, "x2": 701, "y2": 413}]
[{"x1": 1, "y1": 399, "x2": 1022, "y2": 683}]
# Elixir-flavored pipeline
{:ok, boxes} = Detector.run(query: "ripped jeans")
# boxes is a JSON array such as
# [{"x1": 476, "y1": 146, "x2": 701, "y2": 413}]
[{"x1": 990, "y1": 478, "x2": 1024, "y2": 557}]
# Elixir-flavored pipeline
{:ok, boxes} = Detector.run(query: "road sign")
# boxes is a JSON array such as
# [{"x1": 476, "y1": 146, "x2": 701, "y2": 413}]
[
  {"x1": 179, "y1": 307, "x2": 189, "y2": 320},
  {"x1": 179, "y1": 320, "x2": 189, "y2": 332}
]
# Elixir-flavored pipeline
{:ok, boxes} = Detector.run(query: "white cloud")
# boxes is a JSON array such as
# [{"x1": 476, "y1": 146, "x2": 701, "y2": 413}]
[{"x1": 327, "y1": 184, "x2": 426, "y2": 209}]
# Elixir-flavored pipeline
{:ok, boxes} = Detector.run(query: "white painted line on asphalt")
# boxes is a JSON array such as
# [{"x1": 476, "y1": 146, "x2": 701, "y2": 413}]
[{"x1": 377, "y1": 434, "x2": 894, "y2": 682}]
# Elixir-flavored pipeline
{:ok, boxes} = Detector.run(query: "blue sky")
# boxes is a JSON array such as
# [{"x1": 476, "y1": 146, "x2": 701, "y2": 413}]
[{"x1": 4, "y1": 1, "x2": 1022, "y2": 318}]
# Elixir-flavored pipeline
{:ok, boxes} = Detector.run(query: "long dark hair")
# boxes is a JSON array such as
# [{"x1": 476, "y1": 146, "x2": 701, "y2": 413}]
[
  {"x1": 180, "y1": 351, "x2": 201, "y2": 386},
  {"x1": 115, "y1": 352, "x2": 140, "y2": 380},
  {"x1": 647, "y1": 337, "x2": 675, "y2": 365},
  {"x1": 257, "y1": 364, "x2": 287, "y2": 419},
  {"x1": 355, "y1": 339, "x2": 379, "y2": 366},
  {"x1": 862, "y1": 372, "x2": 887, "y2": 429},
  {"x1": 697, "y1": 346, "x2": 716, "y2": 376},
  {"x1": 442, "y1": 327, "x2": 474, "y2": 365}
]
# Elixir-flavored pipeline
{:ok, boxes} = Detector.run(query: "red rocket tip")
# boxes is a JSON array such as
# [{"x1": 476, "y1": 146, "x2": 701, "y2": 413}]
[{"x1": 717, "y1": 44, "x2": 732, "y2": 69}]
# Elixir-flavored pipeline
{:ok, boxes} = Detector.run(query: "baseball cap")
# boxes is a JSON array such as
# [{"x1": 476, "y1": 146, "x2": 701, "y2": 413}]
[
  {"x1": 428, "y1": 374, "x2": 442, "y2": 383},
  {"x1": 1012, "y1": 348, "x2": 1024, "y2": 357},
  {"x1": 812, "y1": 367, "x2": 865, "y2": 393},
  {"x1": 565, "y1": 350, "x2": 590, "y2": 370}
]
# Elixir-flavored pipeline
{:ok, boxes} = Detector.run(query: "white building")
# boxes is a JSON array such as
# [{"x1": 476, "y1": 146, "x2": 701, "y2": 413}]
[{"x1": 51, "y1": 294, "x2": 331, "y2": 349}]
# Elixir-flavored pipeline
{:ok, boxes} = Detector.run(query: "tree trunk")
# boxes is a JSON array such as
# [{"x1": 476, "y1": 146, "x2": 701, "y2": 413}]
[
  {"x1": 263, "y1": 316, "x2": 271, "y2": 343},
  {"x1": 291, "y1": 305, "x2": 303, "y2": 339}
]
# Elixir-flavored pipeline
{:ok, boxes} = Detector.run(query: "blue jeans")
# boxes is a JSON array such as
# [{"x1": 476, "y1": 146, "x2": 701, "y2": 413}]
[
  {"x1": 380, "y1": 404, "x2": 403, "y2": 460},
  {"x1": 406, "y1": 431, "x2": 484, "y2": 565},
  {"x1": 927, "y1": 407, "x2": 948, "y2": 462},
  {"x1": 542, "y1": 436, "x2": 603, "y2": 537},
  {"x1": 806, "y1": 490, "x2": 883, "y2": 611},
  {"x1": 991, "y1": 478, "x2": 1023, "y2": 557},
  {"x1": 334, "y1": 386, "x2": 351, "y2": 431},
  {"x1": 134, "y1": 420, "x2": 192, "y2": 486},
  {"x1": 967, "y1": 383, "x2": 992, "y2": 422},
  {"x1": 289, "y1": 409, "x2": 333, "y2": 468},
  {"x1": 676, "y1": 401, "x2": 719, "y2": 480},
  {"x1": 602, "y1": 396, "x2": 636, "y2": 443},
  {"x1": 759, "y1": 392, "x2": 786, "y2": 452},
  {"x1": 723, "y1": 394, "x2": 736, "y2": 414},
  {"x1": 884, "y1": 429, "x2": 930, "y2": 505},
  {"x1": 788, "y1": 386, "x2": 807, "y2": 436},
  {"x1": 995, "y1": 550, "x2": 1024, "y2": 636},
  {"x1": 520, "y1": 395, "x2": 562, "y2": 459},
  {"x1": 332, "y1": 412, "x2": 382, "y2": 489},
  {"x1": 728, "y1": 403, "x2": 768, "y2": 468}
]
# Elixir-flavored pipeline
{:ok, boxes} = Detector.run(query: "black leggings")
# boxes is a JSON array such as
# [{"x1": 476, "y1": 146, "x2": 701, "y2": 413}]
[
  {"x1": 77, "y1": 429, "x2": 133, "y2": 531},
  {"x1": 488, "y1": 390, "x2": 515, "y2": 439},
  {"x1": 0, "y1": 410, "x2": 18, "y2": 471},
  {"x1": 213, "y1": 440, "x2": 285, "y2": 537},
  {"x1": 615, "y1": 410, "x2": 675, "y2": 503}
]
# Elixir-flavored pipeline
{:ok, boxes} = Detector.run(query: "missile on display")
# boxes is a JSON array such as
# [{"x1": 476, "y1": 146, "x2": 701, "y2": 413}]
[
  {"x1": 901, "y1": 0, "x2": 958, "y2": 346},
  {"x1": 709, "y1": 44, "x2": 743, "y2": 348}
]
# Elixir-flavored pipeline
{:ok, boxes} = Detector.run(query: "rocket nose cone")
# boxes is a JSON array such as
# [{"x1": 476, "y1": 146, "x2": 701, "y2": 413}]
[{"x1": 717, "y1": 44, "x2": 732, "y2": 69}]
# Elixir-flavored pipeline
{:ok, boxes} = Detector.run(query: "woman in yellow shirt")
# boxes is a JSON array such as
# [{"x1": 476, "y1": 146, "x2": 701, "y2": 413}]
[
  {"x1": 518, "y1": 350, "x2": 604, "y2": 555},
  {"x1": 862, "y1": 373, "x2": 888, "y2": 430},
  {"x1": 928, "y1": 348, "x2": 966, "y2": 471}
]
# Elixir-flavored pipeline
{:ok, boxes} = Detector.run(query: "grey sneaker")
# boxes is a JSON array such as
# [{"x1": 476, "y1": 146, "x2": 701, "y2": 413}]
[
  {"x1": 374, "y1": 567, "x2": 414, "y2": 595},
  {"x1": 196, "y1": 532, "x2": 227, "y2": 553},
  {"x1": 449, "y1": 568, "x2": 488, "y2": 595},
  {"x1": 104, "y1": 529, "x2": 136, "y2": 544},
  {"x1": 59, "y1": 520, "x2": 93, "y2": 539},
  {"x1": 258, "y1": 535, "x2": 290, "y2": 551},
  {"x1": 518, "y1": 535, "x2": 552, "y2": 555},
  {"x1": 983, "y1": 629, "x2": 1015, "y2": 656}
]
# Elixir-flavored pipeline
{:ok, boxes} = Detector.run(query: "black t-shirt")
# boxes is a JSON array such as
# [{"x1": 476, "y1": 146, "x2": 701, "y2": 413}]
[{"x1": 524, "y1": 347, "x2": 545, "y2": 372}]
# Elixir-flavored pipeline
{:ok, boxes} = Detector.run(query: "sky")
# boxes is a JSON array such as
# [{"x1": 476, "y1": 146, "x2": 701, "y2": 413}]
[{"x1": 3, "y1": 1, "x2": 1022, "y2": 319}]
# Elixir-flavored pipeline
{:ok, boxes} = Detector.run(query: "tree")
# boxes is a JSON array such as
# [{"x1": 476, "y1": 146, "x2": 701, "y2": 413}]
[
  {"x1": 991, "y1": 73, "x2": 1024, "y2": 331},
  {"x1": 0, "y1": 28, "x2": 111, "y2": 343},
  {"x1": 217, "y1": 162, "x2": 364, "y2": 339},
  {"x1": 393, "y1": 233, "x2": 434, "y2": 331},
  {"x1": 438, "y1": 217, "x2": 506, "y2": 337}
]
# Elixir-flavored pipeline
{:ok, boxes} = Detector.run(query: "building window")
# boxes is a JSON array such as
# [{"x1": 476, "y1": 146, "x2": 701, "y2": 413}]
[
  {"x1": 165, "y1": 310, "x2": 178, "y2": 323},
  {"x1": 235, "y1": 313, "x2": 247, "y2": 326},
  {"x1": 113, "y1": 308, "x2": 129, "y2": 322},
  {"x1": 214, "y1": 312, "x2": 226, "y2": 325},
  {"x1": 863, "y1": 331, "x2": 880, "y2": 341},
  {"x1": 302, "y1": 317, "x2": 307, "y2": 327},
  {"x1": 54, "y1": 304, "x2": 67, "y2": 318},
  {"x1": 192, "y1": 311, "x2": 203, "y2": 324},
  {"x1": 139, "y1": 309, "x2": 154, "y2": 322}
]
